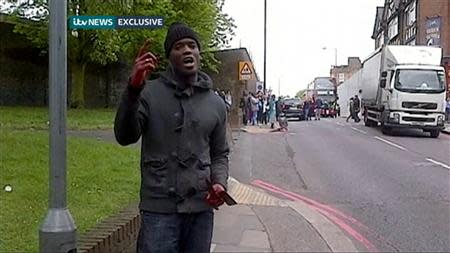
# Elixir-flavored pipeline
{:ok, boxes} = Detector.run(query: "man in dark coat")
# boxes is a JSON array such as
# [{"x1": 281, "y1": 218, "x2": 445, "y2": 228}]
[{"x1": 114, "y1": 22, "x2": 229, "y2": 253}]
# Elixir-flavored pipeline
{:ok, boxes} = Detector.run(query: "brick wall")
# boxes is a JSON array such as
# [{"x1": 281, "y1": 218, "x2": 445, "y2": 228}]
[
  {"x1": 330, "y1": 57, "x2": 361, "y2": 86},
  {"x1": 77, "y1": 205, "x2": 140, "y2": 253},
  {"x1": 0, "y1": 21, "x2": 130, "y2": 108},
  {"x1": 205, "y1": 48, "x2": 259, "y2": 129},
  {"x1": 417, "y1": 0, "x2": 449, "y2": 56}
]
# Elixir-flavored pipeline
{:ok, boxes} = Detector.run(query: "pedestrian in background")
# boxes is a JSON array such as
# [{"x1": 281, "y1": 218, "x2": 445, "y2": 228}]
[
  {"x1": 303, "y1": 98, "x2": 312, "y2": 121},
  {"x1": 239, "y1": 91, "x2": 247, "y2": 125},
  {"x1": 225, "y1": 90, "x2": 232, "y2": 113},
  {"x1": 275, "y1": 97, "x2": 282, "y2": 120},
  {"x1": 353, "y1": 95, "x2": 361, "y2": 122},
  {"x1": 250, "y1": 93, "x2": 259, "y2": 125},
  {"x1": 257, "y1": 94, "x2": 264, "y2": 125},
  {"x1": 268, "y1": 94, "x2": 277, "y2": 129},
  {"x1": 260, "y1": 95, "x2": 268, "y2": 125},
  {"x1": 346, "y1": 97, "x2": 355, "y2": 122},
  {"x1": 246, "y1": 94, "x2": 253, "y2": 125},
  {"x1": 315, "y1": 97, "x2": 323, "y2": 121},
  {"x1": 114, "y1": 22, "x2": 229, "y2": 253}
]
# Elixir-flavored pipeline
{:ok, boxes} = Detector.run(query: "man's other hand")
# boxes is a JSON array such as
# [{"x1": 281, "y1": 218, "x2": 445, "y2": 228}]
[{"x1": 206, "y1": 184, "x2": 226, "y2": 209}]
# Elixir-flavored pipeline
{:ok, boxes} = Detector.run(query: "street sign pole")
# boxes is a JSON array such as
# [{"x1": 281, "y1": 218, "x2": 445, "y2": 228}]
[
  {"x1": 39, "y1": 0, "x2": 77, "y2": 252},
  {"x1": 263, "y1": 0, "x2": 267, "y2": 93}
]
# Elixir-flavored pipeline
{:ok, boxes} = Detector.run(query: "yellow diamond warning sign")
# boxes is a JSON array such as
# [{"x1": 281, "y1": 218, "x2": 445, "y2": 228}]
[{"x1": 239, "y1": 61, "x2": 254, "y2": 80}]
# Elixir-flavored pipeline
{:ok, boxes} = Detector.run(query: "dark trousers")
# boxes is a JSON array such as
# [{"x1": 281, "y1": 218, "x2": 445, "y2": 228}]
[
  {"x1": 262, "y1": 112, "x2": 268, "y2": 124},
  {"x1": 354, "y1": 110, "x2": 360, "y2": 122},
  {"x1": 242, "y1": 111, "x2": 247, "y2": 125},
  {"x1": 137, "y1": 211, "x2": 214, "y2": 253},
  {"x1": 257, "y1": 110, "x2": 263, "y2": 124},
  {"x1": 347, "y1": 110, "x2": 360, "y2": 122},
  {"x1": 346, "y1": 113, "x2": 353, "y2": 122},
  {"x1": 304, "y1": 108, "x2": 310, "y2": 120}
]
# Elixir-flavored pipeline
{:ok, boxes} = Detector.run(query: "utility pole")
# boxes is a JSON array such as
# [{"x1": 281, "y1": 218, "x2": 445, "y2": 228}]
[
  {"x1": 278, "y1": 77, "x2": 281, "y2": 97},
  {"x1": 334, "y1": 48, "x2": 337, "y2": 66},
  {"x1": 263, "y1": 0, "x2": 267, "y2": 92},
  {"x1": 39, "y1": 0, "x2": 77, "y2": 252}
]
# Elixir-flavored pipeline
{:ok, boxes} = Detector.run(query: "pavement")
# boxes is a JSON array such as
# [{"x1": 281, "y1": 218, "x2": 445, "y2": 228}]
[
  {"x1": 70, "y1": 128, "x2": 361, "y2": 252},
  {"x1": 212, "y1": 126, "x2": 361, "y2": 252},
  {"x1": 240, "y1": 124, "x2": 286, "y2": 135}
]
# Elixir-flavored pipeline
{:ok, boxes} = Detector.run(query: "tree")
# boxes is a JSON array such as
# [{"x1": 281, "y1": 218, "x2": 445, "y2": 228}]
[
  {"x1": 5, "y1": 0, "x2": 235, "y2": 108},
  {"x1": 296, "y1": 89, "x2": 307, "y2": 99}
]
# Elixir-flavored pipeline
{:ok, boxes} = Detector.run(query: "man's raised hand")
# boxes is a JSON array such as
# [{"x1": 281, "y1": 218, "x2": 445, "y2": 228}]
[{"x1": 130, "y1": 40, "x2": 159, "y2": 88}]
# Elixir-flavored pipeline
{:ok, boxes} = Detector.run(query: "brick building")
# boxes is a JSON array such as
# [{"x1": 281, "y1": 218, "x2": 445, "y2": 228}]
[
  {"x1": 330, "y1": 57, "x2": 362, "y2": 86},
  {"x1": 372, "y1": 0, "x2": 450, "y2": 99}
]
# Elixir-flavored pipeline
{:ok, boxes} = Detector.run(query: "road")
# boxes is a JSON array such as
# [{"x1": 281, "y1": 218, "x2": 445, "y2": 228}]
[{"x1": 232, "y1": 118, "x2": 450, "y2": 252}]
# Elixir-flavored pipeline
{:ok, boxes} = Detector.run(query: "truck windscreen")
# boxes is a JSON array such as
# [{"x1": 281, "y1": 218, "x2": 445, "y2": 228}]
[{"x1": 394, "y1": 69, "x2": 446, "y2": 93}]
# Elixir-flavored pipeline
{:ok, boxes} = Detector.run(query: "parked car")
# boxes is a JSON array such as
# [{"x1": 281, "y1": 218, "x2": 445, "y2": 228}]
[{"x1": 281, "y1": 98, "x2": 304, "y2": 120}]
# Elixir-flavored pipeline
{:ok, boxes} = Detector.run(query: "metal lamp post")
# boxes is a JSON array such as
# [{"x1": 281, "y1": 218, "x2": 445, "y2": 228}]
[
  {"x1": 263, "y1": 0, "x2": 267, "y2": 93},
  {"x1": 322, "y1": 46, "x2": 338, "y2": 66},
  {"x1": 39, "y1": 0, "x2": 77, "y2": 252}
]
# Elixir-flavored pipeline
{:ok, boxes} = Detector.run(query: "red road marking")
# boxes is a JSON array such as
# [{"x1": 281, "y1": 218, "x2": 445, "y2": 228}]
[
  {"x1": 252, "y1": 179, "x2": 379, "y2": 252},
  {"x1": 253, "y1": 179, "x2": 368, "y2": 229}
]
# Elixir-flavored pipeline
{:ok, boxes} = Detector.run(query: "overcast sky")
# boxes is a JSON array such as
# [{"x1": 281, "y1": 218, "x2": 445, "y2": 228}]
[{"x1": 223, "y1": 0, "x2": 385, "y2": 96}]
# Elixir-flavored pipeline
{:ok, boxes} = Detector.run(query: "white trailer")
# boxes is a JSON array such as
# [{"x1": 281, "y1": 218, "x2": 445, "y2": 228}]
[{"x1": 339, "y1": 45, "x2": 447, "y2": 138}]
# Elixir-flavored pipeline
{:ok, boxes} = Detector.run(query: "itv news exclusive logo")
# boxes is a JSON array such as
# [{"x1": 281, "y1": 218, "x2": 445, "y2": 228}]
[{"x1": 69, "y1": 16, "x2": 164, "y2": 29}]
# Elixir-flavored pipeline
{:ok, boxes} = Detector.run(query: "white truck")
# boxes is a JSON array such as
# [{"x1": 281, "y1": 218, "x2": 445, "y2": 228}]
[{"x1": 341, "y1": 45, "x2": 447, "y2": 137}]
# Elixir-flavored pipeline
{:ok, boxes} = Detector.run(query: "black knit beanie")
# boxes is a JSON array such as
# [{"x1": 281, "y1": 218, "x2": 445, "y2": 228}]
[{"x1": 164, "y1": 22, "x2": 201, "y2": 58}]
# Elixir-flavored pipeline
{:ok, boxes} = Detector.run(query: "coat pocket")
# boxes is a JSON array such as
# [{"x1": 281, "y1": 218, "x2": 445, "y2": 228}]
[
  {"x1": 197, "y1": 160, "x2": 211, "y2": 192},
  {"x1": 142, "y1": 157, "x2": 169, "y2": 198}
]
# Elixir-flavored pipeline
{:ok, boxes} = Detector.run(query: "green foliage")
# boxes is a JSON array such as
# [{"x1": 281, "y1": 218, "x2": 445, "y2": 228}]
[
  {"x1": 5, "y1": 0, "x2": 236, "y2": 106},
  {"x1": 6, "y1": 0, "x2": 235, "y2": 70},
  {"x1": 296, "y1": 89, "x2": 307, "y2": 99}
]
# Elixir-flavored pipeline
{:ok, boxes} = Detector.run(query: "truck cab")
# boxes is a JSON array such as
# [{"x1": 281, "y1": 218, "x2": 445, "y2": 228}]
[
  {"x1": 361, "y1": 46, "x2": 447, "y2": 138},
  {"x1": 378, "y1": 65, "x2": 446, "y2": 137}
]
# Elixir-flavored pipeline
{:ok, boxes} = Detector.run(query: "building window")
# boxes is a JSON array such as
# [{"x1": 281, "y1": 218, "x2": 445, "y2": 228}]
[
  {"x1": 378, "y1": 31, "x2": 384, "y2": 47},
  {"x1": 406, "y1": 25, "x2": 416, "y2": 42},
  {"x1": 388, "y1": 16, "x2": 398, "y2": 40},
  {"x1": 338, "y1": 73, "x2": 345, "y2": 83},
  {"x1": 387, "y1": 0, "x2": 394, "y2": 17},
  {"x1": 405, "y1": 1, "x2": 416, "y2": 27},
  {"x1": 378, "y1": 32, "x2": 385, "y2": 47}
]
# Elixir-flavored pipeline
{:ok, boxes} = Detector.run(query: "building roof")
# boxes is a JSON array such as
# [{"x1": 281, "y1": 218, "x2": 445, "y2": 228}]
[{"x1": 371, "y1": 6, "x2": 385, "y2": 39}]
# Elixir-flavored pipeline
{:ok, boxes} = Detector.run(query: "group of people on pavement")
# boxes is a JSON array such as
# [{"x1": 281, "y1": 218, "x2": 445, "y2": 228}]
[
  {"x1": 239, "y1": 91, "x2": 280, "y2": 129},
  {"x1": 214, "y1": 89, "x2": 232, "y2": 112},
  {"x1": 302, "y1": 96, "x2": 324, "y2": 121},
  {"x1": 346, "y1": 94, "x2": 361, "y2": 123}
]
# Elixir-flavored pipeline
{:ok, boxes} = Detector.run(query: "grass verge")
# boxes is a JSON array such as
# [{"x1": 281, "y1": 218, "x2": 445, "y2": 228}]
[
  {"x1": 0, "y1": 129, "x2": 140, "y2": 252},
  {"x1": 0, "y1": 106, "x2": 116, "y2": 130}
]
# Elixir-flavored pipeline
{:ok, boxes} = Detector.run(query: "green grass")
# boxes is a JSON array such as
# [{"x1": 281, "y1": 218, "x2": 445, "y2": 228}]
[
  {"x1": 0, "y1": 129, "x2": 140, "y2": 252},
  {"x1": 0, "y1": 106, "x2": 116, "y2": 130}
]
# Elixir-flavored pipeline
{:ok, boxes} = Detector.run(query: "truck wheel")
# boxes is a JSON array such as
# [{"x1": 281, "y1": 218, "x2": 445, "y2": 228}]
[
  {"x1": 365, "y1": 119, "x2": 377, "y2": 127},
  {"x1": 381, "y1": 125, "x2": 392, "y2": 135},
  {"x1": 430, "y1": 130, "x2": 440, "y2": 138}
]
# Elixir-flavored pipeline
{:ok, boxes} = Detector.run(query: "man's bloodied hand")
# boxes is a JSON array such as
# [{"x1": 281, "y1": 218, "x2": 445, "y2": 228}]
[
  {"x1": 130, "y1": 40, "x2": 159, "y2": 88},
  {"x1": 206, "y1": 184, "x2": 226, "y2": 209}
]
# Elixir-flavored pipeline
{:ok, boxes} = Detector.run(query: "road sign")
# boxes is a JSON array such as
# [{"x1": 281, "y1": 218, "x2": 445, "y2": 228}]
[
  {"x1": 239, "y1": 61, "x2": 254, "y2": 80},
  {"x1": 256, "y1": 81, "x2": 264, "y2": 92}
]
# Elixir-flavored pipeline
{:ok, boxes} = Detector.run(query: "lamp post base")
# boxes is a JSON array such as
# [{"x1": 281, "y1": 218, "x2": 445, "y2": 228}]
[{"x1": 39, "y1": 208, "x2": 77, "y2": 253}]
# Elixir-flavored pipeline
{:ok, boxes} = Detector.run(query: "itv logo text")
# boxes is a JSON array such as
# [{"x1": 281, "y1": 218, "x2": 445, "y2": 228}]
[{"x1": 69, "y1": 16, "x2": 164, "y2": 29}]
